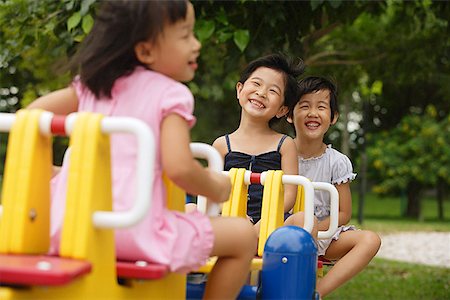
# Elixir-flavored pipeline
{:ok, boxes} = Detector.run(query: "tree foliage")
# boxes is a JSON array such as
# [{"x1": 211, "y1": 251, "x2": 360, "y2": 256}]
[
  {"x1": 0, "y1": 0, "x2": 449, "y2": 215},
  {"x1": 367, "y1": 105, "x2": 449, "y2": 217}
]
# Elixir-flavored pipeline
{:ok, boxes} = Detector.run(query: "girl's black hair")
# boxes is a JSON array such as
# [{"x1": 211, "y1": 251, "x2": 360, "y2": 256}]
[
  {"x1": 69, "y1": 0, "x2": 188, "y2": 98},
  {"x1": 239, "y1": 53, "x2": 305, "y2": 111},
  {"x1": 289, "y1": 76, "x2": 339, "y2": 120}
]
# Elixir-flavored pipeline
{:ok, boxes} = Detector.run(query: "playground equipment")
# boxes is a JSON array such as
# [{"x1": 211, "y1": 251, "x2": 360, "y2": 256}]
[
  {"x1": 190, "y1": 168, "x2": 338, "y2": 299},
  {"x1": 0, "y1": 110, "x2": 339, "y2": 299}
]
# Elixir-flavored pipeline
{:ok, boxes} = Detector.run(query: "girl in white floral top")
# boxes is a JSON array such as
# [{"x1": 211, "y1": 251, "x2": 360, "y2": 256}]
[{"x1": 288, "y1": 76, "x2": 381, "y2": 298}]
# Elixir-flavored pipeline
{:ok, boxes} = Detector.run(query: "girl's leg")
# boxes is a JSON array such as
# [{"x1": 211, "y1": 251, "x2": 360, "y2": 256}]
[
  {"x1": 285, "y1": 212, "x2": 319, "y2": 240},
  {"x1": 203, "y1": 217, "x2": 257, "y2": 300},
  {"x1": 317, "y1": 230, "x2": 381, "y2": 297}
]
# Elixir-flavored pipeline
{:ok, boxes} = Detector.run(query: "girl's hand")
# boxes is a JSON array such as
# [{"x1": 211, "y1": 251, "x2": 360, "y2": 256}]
[
  {"x1": 210, "y1": 171, "x2": 231, "y2": 203},
  {"x1": 52, "y1": 166, "x2": 61, "y2": 178}
]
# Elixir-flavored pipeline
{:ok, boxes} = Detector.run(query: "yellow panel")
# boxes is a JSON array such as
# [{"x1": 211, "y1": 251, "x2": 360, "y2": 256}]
[
  {"x1": 293, "y1": 185, "x2": 305, "y2": 213},
  {"x1": 220, "y1": 168, "x2": 238, "y2": 217},
  {"x1": 229, "y1": 168, "x2": 248, "y2": 218},
  {"x1": 257, "y1": 171, "x2": 285, "y2": 257},
  {"x1": 0, "y1": 109, "x2": 52, "y2": 254},
  {"x1": 197, "y1": 256, "x2": 262, "y2": 274},
  {"x1": 59, "y1": 113, "x2": 117, "y2": 295},
  {"x1": 119, "y1": 272, "x2": 186, "y2": 299},
  {"x1": 163, "y1": 174, "x2": 186, "y2": 212},
  {"x1": 258, "y1": 171, "x2": 273, "y2": 256}
]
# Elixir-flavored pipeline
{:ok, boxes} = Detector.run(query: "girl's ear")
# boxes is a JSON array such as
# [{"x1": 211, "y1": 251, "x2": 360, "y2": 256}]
[
  {"x1": 236, "y1": 82, "x2": 243, "y2": 99},
  {"x1": 286, "y1": 115, "x2": 293, "y2": 124},
  {"x1": 275, "y1": 105, "x2": 289, "y2": 118},
  {"x1": 331, "y1": 112, "x2": 339, "y2": 125},
  {"x1": 134, "y1": 41, "x2": 155, "y2": 65}
]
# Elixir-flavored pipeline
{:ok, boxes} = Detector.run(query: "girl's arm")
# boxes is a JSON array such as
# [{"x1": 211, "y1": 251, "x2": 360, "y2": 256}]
[
  {"x1": 161, "y1": 114, "x2": 231, "y2": 203},
  {"x1": 27, "y1": 87, "x2": 78, "y2": 115},
  {"x1": 280, "y1": 137, "x2": 299, "y2": 212},
  {"x1": 317, "y1": 181, "x2": 352, "y2": 230}
]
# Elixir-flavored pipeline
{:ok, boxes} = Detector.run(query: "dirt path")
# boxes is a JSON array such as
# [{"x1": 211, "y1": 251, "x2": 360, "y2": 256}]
[{"x1": 376, "y1": 231, "x2": 450, "y2": 268}]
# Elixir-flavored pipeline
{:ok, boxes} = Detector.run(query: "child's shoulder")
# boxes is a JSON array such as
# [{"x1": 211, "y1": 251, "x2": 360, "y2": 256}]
[
  {"x1": 212, "y1": 134, "x2": 230, "y2": 157},
  {"x1": 325, "y1": 145, "x2": 354, "y2": 170},
  {"x1": 326, "y1": 145, "x2": 350, "y2": 160},
  {"x1": 277, "y1": 134, "x2": 296, "y2": 153}
]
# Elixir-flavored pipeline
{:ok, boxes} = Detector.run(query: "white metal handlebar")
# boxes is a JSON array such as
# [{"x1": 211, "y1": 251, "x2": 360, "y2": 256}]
[
  {"x1": 93, "y1": 117, "x2": 155, "y2": 228},
  {"x1": 190, "y1": 143, "x2": 222, "y2": 216},
  {"x1": 281, "y1": 175, "x2": 315, "y2": 234},
  {"x1": 313, "y1": 182, "x2": 339, "y2": 239}
]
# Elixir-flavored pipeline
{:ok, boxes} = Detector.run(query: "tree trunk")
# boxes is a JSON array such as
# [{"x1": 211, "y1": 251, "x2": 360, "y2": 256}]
[
  {"x1": 405, "y1": 181, "x2": 422, "y2": 220},
  {"x1": 437, "y1": 179, "x2": 446, "y2": 221},
  {"x1": 340, "y1": 94, "x2": 350, "y2": 157}
]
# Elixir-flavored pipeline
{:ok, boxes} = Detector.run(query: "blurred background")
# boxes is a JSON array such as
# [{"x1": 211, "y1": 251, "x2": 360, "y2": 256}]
[
  {"x1": 1, "y1": 0, "x2": 448, "y2": 222},
  {"x1": 0, "y1": 1, "x2": 449, "y2": 298}
]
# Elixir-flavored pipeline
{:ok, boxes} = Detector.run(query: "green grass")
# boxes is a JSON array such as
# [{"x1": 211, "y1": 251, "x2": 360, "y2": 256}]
[
  {"x1": 324, "y1": 192, "x2": 450, "y2": 299},
  {"x1": 351, "y1": 192, "x2": 450, "y2": 233},
  {"x1": 326, "y1": 258, "x2": 450, "y2": 300}
]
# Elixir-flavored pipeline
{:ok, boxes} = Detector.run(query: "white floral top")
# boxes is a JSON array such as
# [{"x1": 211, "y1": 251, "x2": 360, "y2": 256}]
[{"x1": 298, "y1": 145, "x2": 357, "y2": 220}]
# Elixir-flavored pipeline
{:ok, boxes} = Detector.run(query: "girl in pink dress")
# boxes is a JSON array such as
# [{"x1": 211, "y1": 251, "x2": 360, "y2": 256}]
[{"x1": 28, "y1": 1, "x2": 257, "y2": 298}]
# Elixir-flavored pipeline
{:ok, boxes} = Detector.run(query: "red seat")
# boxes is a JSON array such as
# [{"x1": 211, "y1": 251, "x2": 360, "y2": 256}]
[
  {"x1": 0, "y1": 254, "x2": 91, "y2": 286},
  {"x1": 0, "y1": 254, "x2": 168, "y2": 287},
  {"x1": 116, "y1": 260, "x2": 168, "y2": 280},
  {"x1": 318, "y1": 256, "x2": 334, "y2": 266}
]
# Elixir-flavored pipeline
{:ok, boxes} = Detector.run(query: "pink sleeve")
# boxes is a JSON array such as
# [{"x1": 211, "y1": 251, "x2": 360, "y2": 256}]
[
  {"x1": 70, "y1": 76, "x2": 89, "y2": 99},
  {"x1": 160, "y1": 83, "x2": 196, "y2": 128}
]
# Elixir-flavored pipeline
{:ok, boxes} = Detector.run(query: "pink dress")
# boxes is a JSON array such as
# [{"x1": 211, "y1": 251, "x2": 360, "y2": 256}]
[{"x1": 50, "y1": 67, "x2": 214, "y2": 273}]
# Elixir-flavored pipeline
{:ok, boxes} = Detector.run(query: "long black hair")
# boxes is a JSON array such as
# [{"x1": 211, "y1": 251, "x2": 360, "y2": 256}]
[{"x1": 69, "y1": 0, "x2": 188, "y2": 98}]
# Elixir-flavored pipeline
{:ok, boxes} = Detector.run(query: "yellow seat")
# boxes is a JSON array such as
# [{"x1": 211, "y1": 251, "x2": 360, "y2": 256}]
[
  {"x1": 198, "y1": 169, "x2": 286, "y2": 276},
  {"x1": 0, "y1": 111, "x2": 185, "y2": 299}
]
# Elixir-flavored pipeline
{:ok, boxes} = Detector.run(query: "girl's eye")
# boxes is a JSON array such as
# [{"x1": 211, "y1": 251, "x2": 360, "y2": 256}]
[
  {"x1": 269, "y1": 89, "x2": 280, "y2": 95},
  {"x1": 252, "y1": 81, "x2": 260, "y2": 86}
]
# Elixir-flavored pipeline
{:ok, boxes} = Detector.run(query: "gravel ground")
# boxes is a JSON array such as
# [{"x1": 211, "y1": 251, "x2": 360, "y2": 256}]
[{"x1": 376, "y1": 231, "x2": 450, "y2": 268}]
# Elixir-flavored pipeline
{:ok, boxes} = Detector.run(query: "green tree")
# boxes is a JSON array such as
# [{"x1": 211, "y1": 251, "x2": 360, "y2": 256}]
[
  {"x1": 1, "y1": 0, "x2": 449, "y2": 219},
  {"x1": 367, "y1": 105, "x2": 450, "y2": 219}
]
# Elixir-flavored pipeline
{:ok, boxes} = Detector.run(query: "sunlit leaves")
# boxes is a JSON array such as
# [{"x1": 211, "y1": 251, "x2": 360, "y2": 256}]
[
  {"x1": 368, "y1": 104, "x2": 450, "y2": 196},
  {"x1": 82, "y1": 14, "x2": 94, "y2": 34},
  {"x1": 195, "y1": 20, "x2": 215, "y2": 43},
  {"x1": 233, "y1": 30, "x2": 249, "y2": 52},
  {"x1": 67, "y1": 12, "x2": 81, "y2": 31}
]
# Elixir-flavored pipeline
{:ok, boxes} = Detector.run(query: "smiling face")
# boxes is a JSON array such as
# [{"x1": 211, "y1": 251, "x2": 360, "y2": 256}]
[
  {"x1": 290, "y1": 89, "x2": 338, "y2": 141},
  {"x1": 135, "y1": 2, "x2": 201, "y2": 82},
  {"x1": 236, "y1": 67, "x2": 288, "y2": 122}
]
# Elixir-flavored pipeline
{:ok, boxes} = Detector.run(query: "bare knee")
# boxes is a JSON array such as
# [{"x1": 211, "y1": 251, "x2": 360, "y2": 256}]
[
  {"x1": 361, "y1": 230, "x2": 381, "y2": 254},
  {"x1": 285, "y1": 212, "x2": 318, "y2": 239},
  {"x1": 210, "y1": 217, "x2": 257, "y2": 258}
]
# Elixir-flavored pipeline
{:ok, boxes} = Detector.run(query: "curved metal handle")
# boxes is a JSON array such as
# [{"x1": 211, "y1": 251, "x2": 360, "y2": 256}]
[
  {"x1": 313, "y1": 182, "x2": 339, "y2": 239},
  {"x1": 281, "y1": 175, "x2": 315, "y2": 234},
  {"x1": 92, "y1": 117, "x2": 155, "y2": 228},
  {"x1": 190, "y1": 143, "x2": 222, "y2": 216}
]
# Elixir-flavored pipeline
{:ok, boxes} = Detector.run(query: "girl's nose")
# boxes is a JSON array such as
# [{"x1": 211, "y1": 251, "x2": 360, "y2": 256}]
[
  {"x1": 307, "y1": 109, "x2": 318, "y2": 117},
  {"x1": 193, "y1": 36, "x2": 201, "y2": 52},
  {"x1": 255, "y1": 90, "x2": 266, "y2": 98}
]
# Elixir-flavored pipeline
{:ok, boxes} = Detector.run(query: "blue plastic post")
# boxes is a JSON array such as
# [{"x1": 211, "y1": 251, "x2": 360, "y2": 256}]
[{"x1": 262, "y1": 226, "x2": 318, "y2": 299}]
